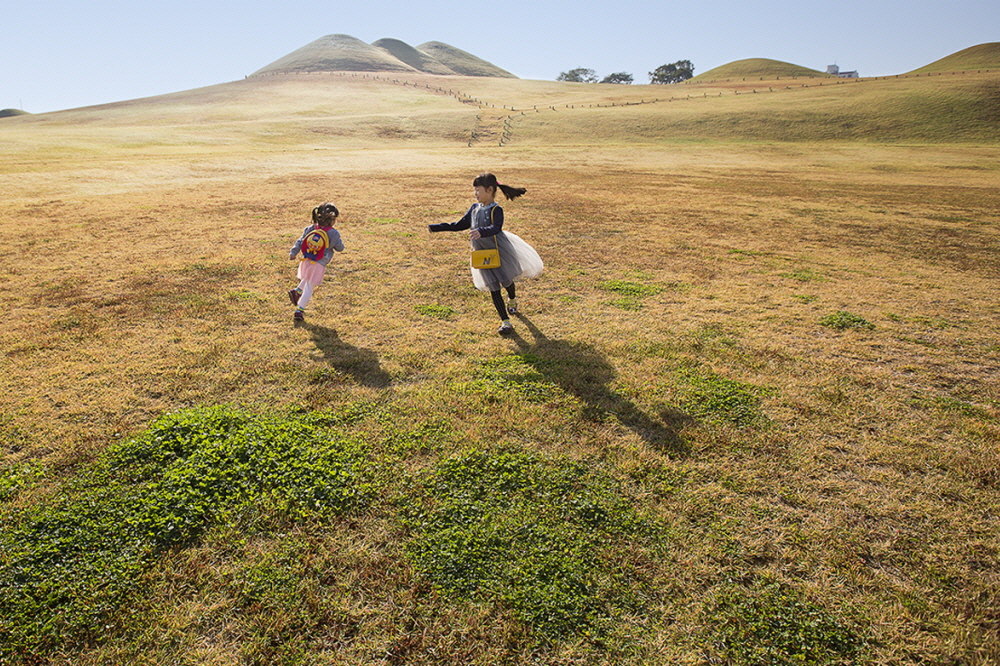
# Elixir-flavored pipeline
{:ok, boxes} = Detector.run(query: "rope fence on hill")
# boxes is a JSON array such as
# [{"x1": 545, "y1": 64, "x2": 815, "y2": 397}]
[{"x1": 244, "y1": 68, "x2": 997, "y2": 148}]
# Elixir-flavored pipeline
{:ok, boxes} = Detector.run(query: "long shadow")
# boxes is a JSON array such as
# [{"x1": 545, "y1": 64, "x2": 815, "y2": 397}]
[
  {"x1": 509, "y1": 315, "x2": 691, "y2": 456},
  {"x1": 302, "y1": 323, "x2": 393, "y2": 389}
]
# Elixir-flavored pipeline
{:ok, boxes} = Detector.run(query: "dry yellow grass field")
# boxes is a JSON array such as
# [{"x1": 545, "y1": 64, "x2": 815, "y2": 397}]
[{"x1": 1, "y1": 63, "x2": 998, "y2": 665}]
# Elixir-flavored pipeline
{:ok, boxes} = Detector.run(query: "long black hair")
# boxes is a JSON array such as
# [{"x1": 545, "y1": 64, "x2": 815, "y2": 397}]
[{"x1": 473, "y1": 173, "x2": 526, "y2": 200}]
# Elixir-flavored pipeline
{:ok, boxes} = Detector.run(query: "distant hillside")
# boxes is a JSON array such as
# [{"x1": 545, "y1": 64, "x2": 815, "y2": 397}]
[
  {"x1": 372, "y1": 38, "x2": 455, "y2": 75},
  {"x1": 416, "y1": 42, "x2": 516, "y2": 78},
  {"x1": 692, "y1": 58, "x2": 831, "y2": 81},
  {"x1": 9, "y1": 39, "x2": 998, "y2": 145},
  {"x1": 253, "y1": 34, "x2": 417, "y2": 75},
  {"x1": 0, "y1": 108, "x2": 29, "y2": 118},
  {"x1": 906, "y1": 42, "x2": 1000, "y2": 74},
  {"x1": 252, "y1": 34, "x2": 516, "y2": 78}
]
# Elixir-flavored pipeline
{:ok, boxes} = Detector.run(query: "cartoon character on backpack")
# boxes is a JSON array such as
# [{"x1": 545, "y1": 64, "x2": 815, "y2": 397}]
[{"x1": 301, "y1": 228, "x2": 330, "y2": 262}]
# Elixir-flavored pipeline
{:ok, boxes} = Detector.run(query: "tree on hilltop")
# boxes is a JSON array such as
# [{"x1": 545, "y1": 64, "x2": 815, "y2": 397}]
[
  {"x1": 649, "y1": 60, "x2": 694, "y2": 84},
  {"x1": 557, "y1": 67, "x2": 599, "y2": 83},
  {"x1": 600, "y1": 72, "x2": 634, "y2": 84}
]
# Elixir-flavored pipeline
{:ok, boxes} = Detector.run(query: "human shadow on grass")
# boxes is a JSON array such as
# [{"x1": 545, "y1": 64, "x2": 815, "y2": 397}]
[
  {"x1": 302, "y1": 323, "x2": 392, "y2": 389},
  {"x1": 509, "y1": 315, "x2": 692, "y2": 456}
]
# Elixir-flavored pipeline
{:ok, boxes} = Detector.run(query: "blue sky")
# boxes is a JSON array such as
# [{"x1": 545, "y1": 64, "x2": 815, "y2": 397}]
[{"x1": 2, "y1": 0, "x2": 997, "y2": 113}]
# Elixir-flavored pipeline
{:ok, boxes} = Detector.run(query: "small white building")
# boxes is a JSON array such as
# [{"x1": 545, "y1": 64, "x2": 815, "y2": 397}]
[{"x1": 826, "y1": 64, "x2": 859, "y2": 78}]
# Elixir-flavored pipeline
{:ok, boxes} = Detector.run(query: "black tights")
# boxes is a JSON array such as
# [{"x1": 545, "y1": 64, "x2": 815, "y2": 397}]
[{"x1": 490, "y1": 284, "x2": 517, "y2": 320}]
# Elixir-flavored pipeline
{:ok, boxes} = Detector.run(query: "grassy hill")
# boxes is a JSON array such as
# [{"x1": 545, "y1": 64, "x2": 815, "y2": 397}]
[
  {"x1": 1, "y1": 53, "x2": 999, "y2": 666},
  {"x1": 252, "y1": 34, "x2": 516, "y2": 79},
  {"x1": 4, "y1": 62, "x2": 998, "y2": 149},
  {"x1": 372, "y1": 37, "x2": 456, "y2": 75},
  {"x1": 691, "y1": 57, "x2": 832, "y2": 81},
  {"x1": 416, "y1": 41, "x2": 517, "y2": 78},
  {"x1": 253, "y1": 34, "x2": 421, "y2": 75},
  {"x1": 907, "y1": 41, "x2": 1000, "y2": 74}
]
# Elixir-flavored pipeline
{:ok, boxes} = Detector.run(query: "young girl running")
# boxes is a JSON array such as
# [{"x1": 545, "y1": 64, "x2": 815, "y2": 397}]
[
  {"x1": 288, "y1": 202, "x2": 344, "y2": 322},
  {"x1": 429, "y1": 173, "x2": 543, "y2": 335}
]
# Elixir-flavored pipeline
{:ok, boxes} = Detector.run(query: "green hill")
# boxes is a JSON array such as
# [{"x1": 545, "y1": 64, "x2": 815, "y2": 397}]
[
  {"x1": 906, "y1": 41, "x2": 1000, "y2": 74},
  {"x1": 691, "y1": 58, "x2": 831, "y2": 82},
  {"x1": 0, "y1": 108, "x2": 29, "y2": 118}
]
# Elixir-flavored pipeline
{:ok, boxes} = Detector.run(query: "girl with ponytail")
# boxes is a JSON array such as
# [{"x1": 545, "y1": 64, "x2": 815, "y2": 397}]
[
  {"x1": 287, "y1": 202, "x2": 344, "y2": 322},
  {"x1": 429, "y1": 173, "x2": 543, "y2": 335}
]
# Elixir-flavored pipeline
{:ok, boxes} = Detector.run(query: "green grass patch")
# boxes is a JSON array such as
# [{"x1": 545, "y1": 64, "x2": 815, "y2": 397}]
[
  {"x1": 690, "y1": 323, "x2": 738, "y2": 348},
  {"x1": 403, "y1": 447, "x2": 656, "y2": 639},
  {"x1": 678, "y1": 368, "x2": 771, "y2": 427},
  {"x1": 0, "y1": 460, "x2": 45, "y2": 503},
  {"x1": 599, "y1": 279, "x2": 664, "y2": 311},
  {"x1": 607, "y1": 296, "x2": 645, "y2": 310},
  {"x1": 414, "y1": 303, "x2": 457, "y2": 318},
  {"x1": 598, "y1": 279, "x2": 664, "y2": 297},
  {"x1": 703, "y1": 579, "x2": 868, "y2": 665},
  {"x1": 928, "y1": 396, "x2": 997, "y2": 422},
  {"x1": 0, "y1": 406, "x2": 375, "y2": 658},
  {"x1": 819, "y1": 311, "x2": 875, "y2": 330}
]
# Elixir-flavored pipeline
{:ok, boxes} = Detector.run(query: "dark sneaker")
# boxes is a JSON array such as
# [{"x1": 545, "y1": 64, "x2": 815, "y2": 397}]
[
  {"x1": 293, "y1": 310, "x2": 305, "y2": 322},
  {"x1": 497, "y1": 321, "x2": 514, "y2": 335},
  {"x1": 288, "y1": 289, "x2": 300, "y2": 306}
]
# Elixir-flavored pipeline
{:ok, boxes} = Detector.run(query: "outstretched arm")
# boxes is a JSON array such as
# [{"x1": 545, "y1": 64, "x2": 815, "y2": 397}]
[{"x1": 428, "y1": 205, "x2": 474, "y2": 233}]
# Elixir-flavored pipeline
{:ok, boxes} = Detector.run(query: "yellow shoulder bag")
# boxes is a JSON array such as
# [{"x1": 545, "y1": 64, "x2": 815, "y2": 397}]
[{"x1": 471, "y1": 206, "x2": 502, "y2": 269}]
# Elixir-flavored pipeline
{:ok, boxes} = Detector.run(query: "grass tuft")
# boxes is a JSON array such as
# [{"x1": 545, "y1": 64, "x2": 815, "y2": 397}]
[
  {"x1": 819, "y1": 311, "x2": 875, "y2": 330},
  {"x1": 703, "y1": 579, "x2": 868, "y2": 665},
  {"x1": 414, "y1": 303, "x2": 457, "y2": 318},
  {"x1": 678, "y1": 368, "x2": 771, "y2": 427},
  {"x1": 599, "y1": 279, "x2": 664, "y2": 310}
]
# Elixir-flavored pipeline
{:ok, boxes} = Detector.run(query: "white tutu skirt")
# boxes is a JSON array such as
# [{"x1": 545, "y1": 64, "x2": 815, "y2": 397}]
[
  {"x1": 297, "y1": 259, "x2": 327, "y2": 286},
  {"x1": 470, "y1": 231, "x2": 543, "y2": 292}
]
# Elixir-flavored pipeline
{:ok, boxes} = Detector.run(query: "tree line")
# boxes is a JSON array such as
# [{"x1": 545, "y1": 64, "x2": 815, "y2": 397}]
[{"x1": 557, "y1": 60, "x2": 694, "y2": 85}]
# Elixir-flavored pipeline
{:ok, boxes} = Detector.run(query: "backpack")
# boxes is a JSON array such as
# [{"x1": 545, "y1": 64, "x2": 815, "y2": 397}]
[{"x1": 301, "y1": 227, "x2": 331, "y2": 261}]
